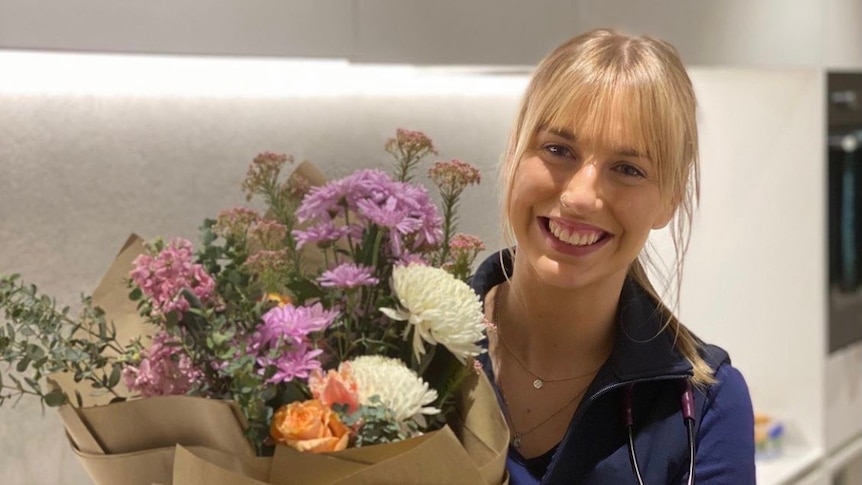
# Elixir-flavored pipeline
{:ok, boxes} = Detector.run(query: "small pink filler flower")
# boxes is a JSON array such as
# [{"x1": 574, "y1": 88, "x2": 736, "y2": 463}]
[
  {"x1": 122, "y1": 331, "x2": 203, "y2": 397},
  {"x1": 130, "y1": 238, "x2": 216, "y2": 318}
]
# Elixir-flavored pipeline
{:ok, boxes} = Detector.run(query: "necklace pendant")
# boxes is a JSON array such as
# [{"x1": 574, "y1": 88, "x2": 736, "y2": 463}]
[
  {"x1": 533, "y1": 378, "x2": 543, "y2": 389},
  {"x1": 512, "y1": 436, "x2": 522, "y2": 448}
]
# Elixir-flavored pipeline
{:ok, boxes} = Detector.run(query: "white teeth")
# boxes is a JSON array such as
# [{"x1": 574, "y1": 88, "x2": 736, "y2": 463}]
[{"x1": 548, "y1": 220, "x2": 602, "y2": 247}]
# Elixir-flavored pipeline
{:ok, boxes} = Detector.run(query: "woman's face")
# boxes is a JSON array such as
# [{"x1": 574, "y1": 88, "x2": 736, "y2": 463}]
[{"x1": 508, "y1": 126, "x2": 675, "y2": 290}]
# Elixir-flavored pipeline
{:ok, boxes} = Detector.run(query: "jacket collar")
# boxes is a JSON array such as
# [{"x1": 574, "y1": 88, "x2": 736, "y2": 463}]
[{"x1": 470, "y1": 250, "x2": 693, "y2": 383}]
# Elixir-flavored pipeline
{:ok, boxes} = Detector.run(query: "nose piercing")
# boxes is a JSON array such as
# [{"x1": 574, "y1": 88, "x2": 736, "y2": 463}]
[{"x1": 560, "y1": 194, "x2": 572, "y2": 207}]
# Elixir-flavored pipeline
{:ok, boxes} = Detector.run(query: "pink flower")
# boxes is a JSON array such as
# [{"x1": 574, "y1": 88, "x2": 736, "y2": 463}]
[
  {"x1": 243, "y1": 249, "x2": 290, "y2": 274},
  {"x1": 253, "y1": 303, "x2": 339, "y2": 347},
  {"x1": 249, "y1": 303, "x2": 339, "y2": 384},
  {"x1": 129, "y1": 238, "x2": 215, "y2": 318},
  {"x1": 385, "y1": 129, "x2": 437, "y2": 160},
  {"x1": 267, "y1": 346, "x2": 325, "y2": 383},
  {"x1": 294, "y1": 169, "x2": 442, "y2": 258},
  {"x1": 449, "y1": 233, "x2": 485, "y2": 254},
  {"x1": 428, "y1": 159, "x2": 481, "y2": 195},
  {"x1": 399, "y1": 252, "x2": 428, "y2": 266},
  {"x1": 122, "y1": 331, "x2": 203, "y2": 397},
  {"x1": 292, "y1": 221, "x2": 351, "y2": 249},
  {"x1": 247, "y1": 220, "x2": 288, "y2": 252},
  {"x1": 213, "y1": 207, "x2": 260, "y2": 241},
  {"x1": 317, "y1": 263, "x2": 379, "y2": 289},
  {"x1": 241, "y1": 152, "x2": 293, "y2": 201},
  {"x1": 308, "y1": 364, "x2": 360, "y2": 414}
]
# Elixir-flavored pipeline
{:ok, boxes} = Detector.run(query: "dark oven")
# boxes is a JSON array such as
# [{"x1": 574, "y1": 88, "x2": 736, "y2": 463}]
[{"x1": 828, "y1": 72, "x2": 862, "y2": 353}]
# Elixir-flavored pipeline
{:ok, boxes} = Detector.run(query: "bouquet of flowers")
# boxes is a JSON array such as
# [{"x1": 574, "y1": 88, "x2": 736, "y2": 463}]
[{"x1": 0, "y1": 129, "x2": 508, "y2": 485}]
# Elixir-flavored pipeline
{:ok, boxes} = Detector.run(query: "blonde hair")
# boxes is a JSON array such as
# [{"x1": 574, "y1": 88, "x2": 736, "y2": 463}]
[{"x1": 501, "y1": 28, "x2": 713, "y2": 386}]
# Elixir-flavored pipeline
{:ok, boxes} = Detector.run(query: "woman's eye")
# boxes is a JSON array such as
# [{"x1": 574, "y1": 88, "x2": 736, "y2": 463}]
[
  {"x1": 543, "y1": 144, "x2": 573, "y2": 158},
  {"x1": 614, "y1": 163, "x2": 646, "y2": 178}
]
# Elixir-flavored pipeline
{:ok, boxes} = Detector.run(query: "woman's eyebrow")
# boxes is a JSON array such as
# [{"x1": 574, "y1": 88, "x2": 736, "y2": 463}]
[
  {"x1": 615, "y1": 147, "x2": 645, "y2": 158},
  {"x1": 544, "y1": 128, "x2": 645, "y2": 159},
  {"x1": 546, "y1": 127, "x2": 577, "y2": 140}
]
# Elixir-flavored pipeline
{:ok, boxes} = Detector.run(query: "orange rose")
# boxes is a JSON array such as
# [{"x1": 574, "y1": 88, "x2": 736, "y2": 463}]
[{"x1": 270, "y1": 399, "x2": 350, "y2": 453}]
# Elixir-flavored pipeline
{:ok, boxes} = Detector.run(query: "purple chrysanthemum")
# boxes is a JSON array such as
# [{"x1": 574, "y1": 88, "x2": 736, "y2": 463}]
[
  {"x1": 295, "y1": 178, "x2": 350, "y2": 223},
  {"x1": 266, "y1": 345, "x2": 325, "y2": 383},
  {"x1": 292, "y1": 221, "x2": 352, "y2": 249},
  {"x1": 248, "y1": 303, "x2": 339, "y2": 384},
  {"x1": 252, "y1": 303, "x2": 339, "y2": 348},
  {"x1": 295, "y1": 169, "x2": 442, "y2": 258},
  {"x1": 317, "y1": 263, "x2": 379, "y2": 289}
]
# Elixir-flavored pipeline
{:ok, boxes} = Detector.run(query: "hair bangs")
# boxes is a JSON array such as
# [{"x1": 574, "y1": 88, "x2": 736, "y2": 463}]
[{"x1": 542, "y1": 75, "x2": 660, "y2": 160}]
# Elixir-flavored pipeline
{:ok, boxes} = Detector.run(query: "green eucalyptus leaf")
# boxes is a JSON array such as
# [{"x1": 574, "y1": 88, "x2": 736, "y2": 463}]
[
  {"x1": 23, "y1": 377, "x2": 40, "y2": 394},
  {"x1": 25, "y1": 344, "x2": 45, "y2": 361},
  {"x1": 108, "y1": 365, "x2": 121, "y2": 388},
  {"x1": 44, "y1": 390, "x2": 67, "y2": 407}
]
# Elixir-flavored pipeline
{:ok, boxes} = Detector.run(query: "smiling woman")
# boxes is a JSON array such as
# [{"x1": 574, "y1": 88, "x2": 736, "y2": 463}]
[{"x1": 471, "y1": 28, "x2": 756, "y2": 485}]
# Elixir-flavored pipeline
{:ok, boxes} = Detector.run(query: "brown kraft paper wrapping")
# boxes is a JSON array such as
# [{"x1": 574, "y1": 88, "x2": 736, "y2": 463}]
[{"x1": 168, "y1": 371, "x2": 508, "y2": 485}]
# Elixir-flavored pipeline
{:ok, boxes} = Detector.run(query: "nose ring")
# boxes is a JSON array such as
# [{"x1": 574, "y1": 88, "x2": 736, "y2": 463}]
[{"x1": 560, "y1": 193, "x2": 572, "y2": 207}]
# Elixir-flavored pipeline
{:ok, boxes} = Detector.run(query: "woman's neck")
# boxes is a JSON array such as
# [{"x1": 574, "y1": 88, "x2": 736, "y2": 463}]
[{"x1": 497, "y1": 259, "x2": 625, "y2": 375}]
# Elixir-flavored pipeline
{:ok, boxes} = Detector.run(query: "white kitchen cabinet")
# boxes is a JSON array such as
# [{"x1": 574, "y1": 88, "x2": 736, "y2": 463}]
[
  {"x1": 351, "y1": 0, "x2": 575, "y2": 66},
  {"x1": 1, "y1": 0, "x2": 861, "y2": 69},
  {"x1": 794, "y1": 468, "x2": 830, "y2": 485},
  {"x1": 0, "y1": 0, "x2": 354, "y2": 59}
]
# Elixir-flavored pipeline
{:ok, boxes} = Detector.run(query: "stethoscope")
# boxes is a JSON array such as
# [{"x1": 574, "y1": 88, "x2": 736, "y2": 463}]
[{"x1": 622, "y1": 379, "x2": 696, "y2": 485}]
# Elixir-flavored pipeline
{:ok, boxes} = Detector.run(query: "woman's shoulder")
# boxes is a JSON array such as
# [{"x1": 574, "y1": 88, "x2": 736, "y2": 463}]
[
  {"x1": 693, "y1": 352, "x2": 756, "y2": 481},
  {"x1": 703, "y1": 357, "x2": 751, "y2": 405},
  {"x1": 697, "y1": 342, "x2": 732, "y2": 371},
  {"x1": 695, "y1": 342, "x2": 751, "y2": 406},
  {"x1": 469, "y1": 250, "x2": 511, "y2": 298}
]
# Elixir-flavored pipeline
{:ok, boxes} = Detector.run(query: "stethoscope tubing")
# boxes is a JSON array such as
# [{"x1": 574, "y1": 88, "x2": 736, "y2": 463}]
[{"x1": 623, "y1": 381, "x2": 696, "y2": 485}]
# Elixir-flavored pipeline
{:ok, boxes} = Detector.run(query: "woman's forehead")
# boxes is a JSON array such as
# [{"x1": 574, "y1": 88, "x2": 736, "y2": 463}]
[
  {"x1": 545, "y1": 86, "x2": 647, "y2": 131},
  {"x1": 539, "y1": 117, "x2": 651, "y2": 158}
]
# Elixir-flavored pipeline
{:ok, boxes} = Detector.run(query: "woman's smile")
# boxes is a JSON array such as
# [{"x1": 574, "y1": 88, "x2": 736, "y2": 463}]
[{"x1": 538, "y1": 217, "x2": 612, "y2": 256}]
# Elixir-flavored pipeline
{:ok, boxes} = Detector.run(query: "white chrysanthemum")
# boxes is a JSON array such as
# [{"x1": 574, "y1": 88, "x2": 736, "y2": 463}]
[
  {"x1": 380, "y1": 264, "x2": 486, "y2": 364},
  {"x1": 349, "y1": 355, "x2": 439, "y2": 428}
]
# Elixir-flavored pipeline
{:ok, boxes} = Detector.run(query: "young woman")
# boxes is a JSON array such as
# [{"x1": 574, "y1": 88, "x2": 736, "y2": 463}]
[{"x1": 471, "y1": 29, "x2": 755, "y2": 484}]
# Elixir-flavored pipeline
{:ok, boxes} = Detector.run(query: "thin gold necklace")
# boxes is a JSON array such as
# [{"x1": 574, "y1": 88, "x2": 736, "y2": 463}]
[
  {"x1": 493, "y1": 284, "x2": 602, "y2": 390},
  {"x1": 496, "y1": 368, "x2": 588, "y2": 449}
]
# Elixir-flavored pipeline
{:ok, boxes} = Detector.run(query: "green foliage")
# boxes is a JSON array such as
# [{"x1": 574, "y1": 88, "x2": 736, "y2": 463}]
[
  {"x1": 336, "y1": 396, "x2": 418, "y2": 448},
  {"x1": 0, "y1": 274, "x2": 126, "y2": 408}
]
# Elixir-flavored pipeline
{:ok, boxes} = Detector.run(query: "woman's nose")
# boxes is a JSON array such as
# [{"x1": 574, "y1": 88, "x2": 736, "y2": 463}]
[{"x1": 560, "y1": 163, "x2": 603, "y2": 213}]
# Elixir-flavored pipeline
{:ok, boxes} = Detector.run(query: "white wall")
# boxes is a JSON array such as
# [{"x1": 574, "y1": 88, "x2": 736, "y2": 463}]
[
  {"x1": 681, "y1": 69, "x2": 826, "y2": 451},
  {"x1": 0, "y1": 53, "x2": 826, "y2": 483}
]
